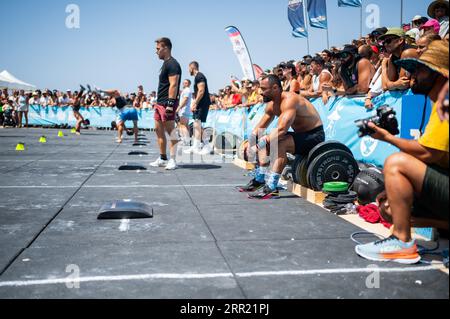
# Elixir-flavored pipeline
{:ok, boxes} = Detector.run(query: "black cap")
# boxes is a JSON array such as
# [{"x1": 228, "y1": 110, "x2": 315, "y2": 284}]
[
  {"x1": 370, "y1": 27, "x2": 388, "y2": 37},
  {"x1": 335, "y1": 45, "x2": 358, "y2": 58}
]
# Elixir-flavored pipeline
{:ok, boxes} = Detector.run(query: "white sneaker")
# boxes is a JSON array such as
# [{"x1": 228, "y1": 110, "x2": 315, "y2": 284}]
[
  {"x1": 198, "y1": 144, "x2": 213, "y2": 156},
  {"x1": 165, "y1": 159, "x2": 178, "y2": 170},
  {"x1": 183, "y1": 146, "x2": 200, "y2": 154},
  {"x1": 150, "y1": 158, "x2": 168, "y2": 168}
]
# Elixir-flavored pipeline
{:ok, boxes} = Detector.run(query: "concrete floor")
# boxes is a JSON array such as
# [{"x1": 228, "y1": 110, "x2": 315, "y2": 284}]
[{"x1": 0, "y1": 128, "x2": 448, "y2": 299}]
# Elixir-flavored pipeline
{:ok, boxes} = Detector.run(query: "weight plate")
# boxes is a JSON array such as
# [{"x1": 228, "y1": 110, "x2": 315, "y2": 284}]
[
  {"x1": 300, "y1": 156, "x2": 309, "y2": 187},
  {"x1": 223, "y1": 132, "x2": 239, "y2": 150},
  {"x1": 307, "y1": 141, "x2": 353, "y2": 167},
  {"x1": 307, "y1": 150, "x2": 360, "y2": 191},
  {"x1": 292, "y1": 155, "x2": 308, "y2": 186},
  {"x1": 237, "y1": 140, "x2": 249, "y2": 160},
  {"x1": 323, "y1": 182, "x2": 350, "y2": 193},
  {"x1": 203, "y1": 127, "x2": 215, "y2": 144},
  {"x1": 213, "y1": 133, "x2": 227, "y2": 151}
]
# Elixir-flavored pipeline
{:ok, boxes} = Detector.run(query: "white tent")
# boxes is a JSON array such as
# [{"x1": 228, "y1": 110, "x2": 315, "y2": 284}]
[{"x1": 0, "y1": 70, "x2": 36, "y2": 91}]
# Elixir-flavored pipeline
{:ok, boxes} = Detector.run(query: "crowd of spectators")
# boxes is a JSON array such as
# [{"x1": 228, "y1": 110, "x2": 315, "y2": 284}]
[{"x1": 211, "y1": 0, "x2": 449, "y2": 111}]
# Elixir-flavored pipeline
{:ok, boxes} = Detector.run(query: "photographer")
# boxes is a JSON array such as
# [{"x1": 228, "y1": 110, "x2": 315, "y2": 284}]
[{"x1": 355, "y1": 41, "x2": 449, "y2": 264}]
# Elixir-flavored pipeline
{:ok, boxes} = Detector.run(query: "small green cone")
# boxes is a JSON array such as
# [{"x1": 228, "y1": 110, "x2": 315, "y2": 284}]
[
  {"x1": 58, "y1": 131, "x2": 64, "y2": 137},
  {"x1": 71, "y1": 128, "x2": 77, "y2": 134},
  {"x1": 16, "y1": 143, "x2": 25, "y2": 151},
  {"x1": 39, "y1": 136, "x2": 47, "y2": 143}
]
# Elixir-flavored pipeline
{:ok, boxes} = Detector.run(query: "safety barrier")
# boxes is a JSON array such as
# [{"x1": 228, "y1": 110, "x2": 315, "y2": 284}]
[
  {"x1": 207, "y1": 90, "x2": 432, "y2": 167},
  {"x1": 25, "y1": 90, "x2": 431, "y2": 167},
  {"x1": 27, "y1": 105, "x2": 156, "y2": 129}
]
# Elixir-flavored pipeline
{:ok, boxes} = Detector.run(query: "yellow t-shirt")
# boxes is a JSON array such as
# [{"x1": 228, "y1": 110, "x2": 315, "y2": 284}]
[
  {"x1": 419, "y1": 103, "x2": 449, "y2": 169},
  {"x1": 248, "y1": 91, "x2": 260, "y2": 104}
]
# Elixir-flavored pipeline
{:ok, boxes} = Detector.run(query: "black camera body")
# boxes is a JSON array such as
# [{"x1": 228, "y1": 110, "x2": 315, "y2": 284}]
[{"x1": 355, "y1": 105, "x2": 400, "y2": 138}]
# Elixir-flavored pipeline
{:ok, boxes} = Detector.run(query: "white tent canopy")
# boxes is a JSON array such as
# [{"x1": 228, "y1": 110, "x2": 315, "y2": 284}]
[{"x1": 0, "y1": 70, "x2": 36, "y2": 91}]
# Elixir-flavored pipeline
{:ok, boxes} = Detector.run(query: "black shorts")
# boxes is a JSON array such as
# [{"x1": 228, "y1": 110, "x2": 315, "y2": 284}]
[
  {"x1": 73, "y1": 105, "x2": 81, "y2": 113},
  {"x1": 193, "y1": 106, "x2": 210, "y2": 123},
  {"x1": 286, "y1": 126, "x2": 325, "y2": 156},
  {"x1": 413, "y1": 165, "x2": 449, "y2": 221}
]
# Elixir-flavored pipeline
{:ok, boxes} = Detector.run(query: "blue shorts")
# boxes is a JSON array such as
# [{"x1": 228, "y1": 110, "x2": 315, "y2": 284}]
[{"x1": 118, "y1": 108, "x2": 138, "y2": 123}]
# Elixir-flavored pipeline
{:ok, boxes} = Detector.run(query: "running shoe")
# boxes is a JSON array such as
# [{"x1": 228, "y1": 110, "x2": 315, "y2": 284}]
[
  {"x1": 355, "y1": 235, "x2": 421, "y2": 264},
  {"x1": 237, "y1": 179, "x2": 265, "y2": 193},
  {"x1": 248, "y1": 185, "x2": 280, "y2": 200},
  {"x1": 198, "y1": 144, "x2": 214, "y2": 156},
  {"x1": 150, "y1": 158, "x2": 168, "y2": 168},
  {"x1": 183, "y1": 146, "x2": 201, "y2": 155},
  {"x1": 165, "y1": 159, "x2": 178, "y2": 171}
]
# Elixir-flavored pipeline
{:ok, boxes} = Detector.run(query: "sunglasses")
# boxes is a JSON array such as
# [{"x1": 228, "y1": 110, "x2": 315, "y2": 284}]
[{"x1": 383, "y1": 37, "x2": 398, "y2": 45}]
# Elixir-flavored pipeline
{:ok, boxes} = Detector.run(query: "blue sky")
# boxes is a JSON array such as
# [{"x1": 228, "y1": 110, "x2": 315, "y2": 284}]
[{"x1": 0, "y1": 0, "x2": 433, "y2": 93}]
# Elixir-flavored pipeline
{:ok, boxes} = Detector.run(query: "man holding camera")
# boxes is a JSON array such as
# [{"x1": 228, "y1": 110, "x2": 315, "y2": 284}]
[{"x1": 355, "y1": 41, "x2": 449, "y2": 264}]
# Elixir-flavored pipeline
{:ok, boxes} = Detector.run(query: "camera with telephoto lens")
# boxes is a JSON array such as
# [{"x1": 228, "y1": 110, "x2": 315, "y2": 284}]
[{"x1": 355, "y1": 105, "x2": 400, "y2": 138}]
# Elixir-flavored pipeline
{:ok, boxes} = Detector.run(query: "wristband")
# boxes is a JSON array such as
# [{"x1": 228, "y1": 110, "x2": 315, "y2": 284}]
[{"x1": 166, "y1": 98, "x2": 176, "y2": 108}]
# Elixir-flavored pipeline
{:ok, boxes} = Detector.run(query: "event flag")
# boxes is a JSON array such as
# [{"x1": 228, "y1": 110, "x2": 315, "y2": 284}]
[
  {"x1": 288, "y1": 0, "x2": 308, "y2": 38},
  {"x1": 338, "y1": 0, "x2": 362, "y2": 7},
  {"x1": 307, "y1": 0, "x2": 328, "y2": 29},
  {"x1": 225, "y1": 26, "x2": 256, "y2": 81}
]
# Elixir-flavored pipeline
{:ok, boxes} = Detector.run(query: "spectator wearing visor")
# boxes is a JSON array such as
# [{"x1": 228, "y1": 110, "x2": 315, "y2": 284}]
[
  {"x1": 409, "y1": 16, "x2": 429, "y2": 41},
  {"x1": 379, "y1": 28, "x2": 419, "y2": 91}
]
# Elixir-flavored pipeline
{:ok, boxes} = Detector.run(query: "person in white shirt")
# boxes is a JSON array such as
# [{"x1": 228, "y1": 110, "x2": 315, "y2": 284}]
[
  {"x1": 177, "y1": 79, "x2": 193, "y2": 146},
  {"x1": 39, "y1": 90, "x2": 52, "y2": 107},
  {"x1": 59, "y1": 93, "x2": 71, "y2": 105},
  {"x1": 16, "y1": 90, "x2": 29, "y2": 128},
  {"x1": 408, "y1": 16, "x2": 428, "y2": 41}
]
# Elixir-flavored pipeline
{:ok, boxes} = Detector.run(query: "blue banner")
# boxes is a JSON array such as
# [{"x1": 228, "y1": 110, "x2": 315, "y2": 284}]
[
  {"x1": 206, "y1": 91, "x2": 431, "y2": 168},
  {"x1": 288, "y1": 0, "x2": 308, "y2": 38},
  {"x1": 25, "y1": 91, "x2": 432, "y2": 168},
  {"x1": 307, "y1": 0, "x2": 328, "y2": 29},
  {"x1": 338, "y1": 0, "x2": 362, "y2": 7},
  {"x1": 27, "y1": 106, "x2": 156, "y2": 129}
]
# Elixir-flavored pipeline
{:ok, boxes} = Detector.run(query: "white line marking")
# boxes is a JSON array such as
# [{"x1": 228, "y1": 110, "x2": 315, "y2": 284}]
[
  {"x1": 0, "y1": 273, "x2": 233, "y2": 287},
  {"x1": 0, "y1": 265, "x2": 445, "y2": 288},
  {"x1": 236, "y1": 265, "x2": 445, "y2": 277},
  {"x1": 118, "y1": 219, "x2": 130, "y2": 232},
  {"x1": 0, "y1": 184, "x2": 238, "y2": 189}
]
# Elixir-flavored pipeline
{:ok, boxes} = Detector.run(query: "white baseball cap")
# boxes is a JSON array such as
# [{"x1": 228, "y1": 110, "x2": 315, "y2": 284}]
[{"x1": 412, "y1": 15, "x2": 423, "y2": 21}]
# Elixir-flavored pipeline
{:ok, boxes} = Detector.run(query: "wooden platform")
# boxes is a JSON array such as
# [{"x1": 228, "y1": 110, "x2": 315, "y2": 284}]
[
  {"x1": 233, "y1": 158, "x2": 256, "y2": 170},
  {"x1": 287, "y1": 181, "x2": 327, "y2": 205}
]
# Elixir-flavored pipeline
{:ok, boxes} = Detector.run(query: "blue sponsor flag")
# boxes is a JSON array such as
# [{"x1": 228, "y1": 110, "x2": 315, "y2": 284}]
[
  {"x1": 338, "y1": 0, "x2": 362, "y2": 7},
  {"x1": 307, "y1": 0, "x2": 328, "y2": 29},
  {"x1": 288, "y1": 0, "x2": 308, "y2": 38}
]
